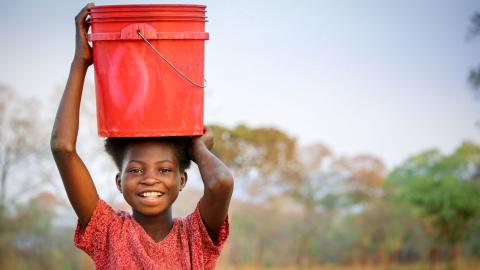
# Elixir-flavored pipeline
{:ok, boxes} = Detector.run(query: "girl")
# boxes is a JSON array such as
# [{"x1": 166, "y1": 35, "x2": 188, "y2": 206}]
[{"x1": 50, "y1": 3, "x2": 234, "y2": 269}]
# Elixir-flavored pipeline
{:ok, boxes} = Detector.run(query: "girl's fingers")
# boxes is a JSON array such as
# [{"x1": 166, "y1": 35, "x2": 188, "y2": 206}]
[
  {"x1": 204, "y1": 126, "x2": 213, "y2": 136},
  {"x1": 83, "y1": 2, "x2": 95, "y2": 11},
  {"x1": 76, "y1": 3, "x2": 94, "y2": 26}
]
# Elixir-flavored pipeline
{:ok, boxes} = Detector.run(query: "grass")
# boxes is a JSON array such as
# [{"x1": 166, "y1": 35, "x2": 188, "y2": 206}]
[{"x1": 217, "y1": 258, "x2": 480, "y2": 270}]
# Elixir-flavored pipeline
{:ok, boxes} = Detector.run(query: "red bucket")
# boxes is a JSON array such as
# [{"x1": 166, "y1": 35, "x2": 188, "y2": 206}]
[{"x1": 88, "y1": 4, "x2": 208, "y2": 137}]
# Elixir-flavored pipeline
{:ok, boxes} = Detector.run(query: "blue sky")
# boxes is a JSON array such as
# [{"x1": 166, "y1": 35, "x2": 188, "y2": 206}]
[{"x1": 1, "y1": 0, "x2": 479, "y2": 168}]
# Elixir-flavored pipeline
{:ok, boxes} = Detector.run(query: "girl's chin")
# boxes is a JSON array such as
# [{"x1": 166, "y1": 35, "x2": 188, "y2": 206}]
[{"x1": 130, "y1": 198, "x2": 171, "y2": 215}]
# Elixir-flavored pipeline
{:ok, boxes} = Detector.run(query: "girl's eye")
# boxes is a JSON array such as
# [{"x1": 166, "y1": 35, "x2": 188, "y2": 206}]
[
  {"x1": 127, "y1": 168, "x2": 143, "y2": 174},
  {"x1": 159, "y1": 168, "x2": 172, "y2": 174}
]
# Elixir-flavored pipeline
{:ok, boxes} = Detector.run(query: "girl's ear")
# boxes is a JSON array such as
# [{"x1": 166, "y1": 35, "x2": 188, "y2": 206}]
[
  {"x1": 179, "y1": 172, "x2": 188, "y2": 191},
  {"x1": 115, "y1": 173, "x2": 122, "y2": 193}
]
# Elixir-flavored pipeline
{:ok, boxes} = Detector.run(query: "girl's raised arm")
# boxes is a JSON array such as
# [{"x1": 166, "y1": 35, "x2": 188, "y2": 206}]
[
  {"x1": 191, "y1": 126, "x2": 234, "y2": 241},
  {"x1": 50, "y1": 3, "x2": 99, "y2": 227}
]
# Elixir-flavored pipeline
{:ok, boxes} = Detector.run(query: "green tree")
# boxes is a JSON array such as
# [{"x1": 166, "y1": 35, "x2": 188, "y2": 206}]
[
  {"x1": 388, "y1": 142, "x2": 480, "y2": 270},
  {"x1": 0, "y1": 192, "x2": 81, "y2": 269}
]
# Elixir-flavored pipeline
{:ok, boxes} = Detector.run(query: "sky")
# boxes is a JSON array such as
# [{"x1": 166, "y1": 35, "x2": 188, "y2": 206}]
[{"x1": 1, "y1": 0, "x2": 479, "y2": 169}]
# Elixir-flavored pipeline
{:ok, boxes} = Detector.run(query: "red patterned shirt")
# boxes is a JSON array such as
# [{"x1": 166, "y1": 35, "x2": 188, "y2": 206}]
[{"x1": 74, "y1": 199, "x2": 229, "y2": 269}]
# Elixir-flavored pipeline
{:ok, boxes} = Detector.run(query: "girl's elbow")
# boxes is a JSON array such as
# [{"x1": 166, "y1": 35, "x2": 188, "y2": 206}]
[
  {"x1": 222, "y1": 172, "x2": 235, "y2": 192},
  {"x1": 206, "y1": 171, "x2": 234, "y2": 194},
  {"x1": 50, "y1": 136, "x2": 76, "y2": 154}
]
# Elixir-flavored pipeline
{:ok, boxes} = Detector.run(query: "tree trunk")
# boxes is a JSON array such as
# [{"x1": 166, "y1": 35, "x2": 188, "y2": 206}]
[
  {"x1": 254, "y1": 239, "x2": 265, "y2": 269},
  {"x1": 377, "y1": 243, "x2": 388, "y2": 267},
  {"x1": 428, "y1": 247, "x2": 438, "y2": 270},
  {"x1": 447, "y1": 243, "x2": 461, "y2": 270},
  {"x1": 0, "y1": 161, "x2": 9, "y2": 204},
  {"x1": 0, "y1": 147, "x2": 11, "y2": 204},
  {"x1": 296, "y1": 232, "x2": 310, "y2": 268},
  {"x1": 296, "y1": 204, "x2": 315, "y2": 268}
]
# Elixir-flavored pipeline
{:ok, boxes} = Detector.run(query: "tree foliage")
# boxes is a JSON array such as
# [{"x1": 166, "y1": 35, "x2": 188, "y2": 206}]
[
  {"x1": 388, "y1": 142, "x2": 480, "y2": 268},
  {"x1": 210, "y1": 124, "x2": 297, "y2": 197},
  {"x1": 0, "y1": 84, "x2": 48, "y2": 204}
]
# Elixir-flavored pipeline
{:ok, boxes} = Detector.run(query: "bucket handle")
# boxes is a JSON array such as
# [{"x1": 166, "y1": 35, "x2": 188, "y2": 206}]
[{"x1": 136, "y1": 30, "x2": 207, "y2": 88}]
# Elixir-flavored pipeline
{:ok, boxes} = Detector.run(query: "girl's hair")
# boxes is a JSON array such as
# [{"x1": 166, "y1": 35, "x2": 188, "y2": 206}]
[{"x1": 104, "y1": 137, "x2": 192, "y2": 172}]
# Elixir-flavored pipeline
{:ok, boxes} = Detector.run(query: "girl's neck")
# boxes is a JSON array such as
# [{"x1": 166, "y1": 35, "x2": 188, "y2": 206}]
[{"x1": 132, "y1": 207, "x2": 174, "y2": 242}]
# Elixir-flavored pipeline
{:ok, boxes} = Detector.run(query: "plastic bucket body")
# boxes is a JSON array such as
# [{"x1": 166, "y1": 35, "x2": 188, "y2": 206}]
[{"x1": 88, "y1": 4, "x2": 208, "y2": 137}]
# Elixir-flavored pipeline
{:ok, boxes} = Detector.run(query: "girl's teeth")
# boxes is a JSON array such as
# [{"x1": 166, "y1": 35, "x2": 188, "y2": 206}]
[{"x1": 141, "y1": 192, "x2": 164, "y2": 197}]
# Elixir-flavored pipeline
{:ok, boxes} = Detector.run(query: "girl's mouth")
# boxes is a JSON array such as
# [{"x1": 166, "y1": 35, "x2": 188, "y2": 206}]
[{"x1": 139, "y1": 191, "x2": 165, "y2": 198}]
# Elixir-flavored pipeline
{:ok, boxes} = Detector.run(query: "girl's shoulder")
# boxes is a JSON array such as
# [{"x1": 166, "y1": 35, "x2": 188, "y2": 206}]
[{"x1": 97, "y1": 199, "x2": 131, "y2": 221}]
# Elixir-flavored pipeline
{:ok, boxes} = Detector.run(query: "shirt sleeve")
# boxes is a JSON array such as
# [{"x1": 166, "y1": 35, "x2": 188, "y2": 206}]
[
  {"x1": 74, "y1": 199, "x2": 119, "y2": 259},
  {"x1": 186, "y1": 203, "x2": 230, "y2": 266}
]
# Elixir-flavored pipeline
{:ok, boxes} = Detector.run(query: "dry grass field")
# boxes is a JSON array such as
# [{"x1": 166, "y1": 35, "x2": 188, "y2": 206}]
[{"x1": 216, "y1": 258, "x2": 480, "y2": 270}]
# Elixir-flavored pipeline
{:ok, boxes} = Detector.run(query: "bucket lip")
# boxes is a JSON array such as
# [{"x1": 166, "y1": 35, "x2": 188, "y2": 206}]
[
  {"x1": 90, "y1": 18, "x2": 208, "y2": 23},
  {"x1": 90, "y1": 4, "x2": 206, "y2": 10},
  {"x1": 98, "y1": 130, "x2": 204, "y2": 137}
]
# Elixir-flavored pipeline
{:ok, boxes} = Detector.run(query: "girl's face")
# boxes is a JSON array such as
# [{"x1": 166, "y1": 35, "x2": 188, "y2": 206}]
[{"x1": 116, "y1": 141, "x2": 187, "y2": 217}]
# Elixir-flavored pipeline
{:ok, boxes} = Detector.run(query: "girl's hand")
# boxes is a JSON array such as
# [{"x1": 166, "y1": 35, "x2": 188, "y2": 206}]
[
  {"x1": 191, "y1": 126, "x2": 214, "y2": 160},
  {"x1": 74, "y1": 3, "x2": 94, "y2": 65}
]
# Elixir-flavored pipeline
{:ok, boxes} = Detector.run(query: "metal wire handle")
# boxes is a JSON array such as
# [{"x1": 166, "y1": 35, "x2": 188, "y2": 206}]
[{"x1": 136, "y1": 30, "x2": 207, "y2": 88}]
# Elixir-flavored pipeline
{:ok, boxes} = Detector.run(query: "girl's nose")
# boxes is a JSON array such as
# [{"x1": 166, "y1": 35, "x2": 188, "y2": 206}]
[
  {"x1": 140, "y1": 169, "x2": 160, "y2": 185},
  {"x1": 140, "y1": 177, "x2": 159, "y2": 185}
]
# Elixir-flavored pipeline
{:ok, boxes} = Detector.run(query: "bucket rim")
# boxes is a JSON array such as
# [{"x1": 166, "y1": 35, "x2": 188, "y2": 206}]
[
  {"x1": 90, "y1": 10, "x2": 206, "y2": 14},
  {"x1": 90, "y1": 4, "x2": 206, "y2": 10},
  {"x1": 90, "y1": 18, "x2": 208, "y2": 23}
]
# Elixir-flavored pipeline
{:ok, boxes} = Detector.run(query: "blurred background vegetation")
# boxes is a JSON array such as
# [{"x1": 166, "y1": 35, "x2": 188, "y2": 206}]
[
  {"x1": 1, "y1": 6, "x2": 480, "y2": 270},
  {"x1": 1, "y1": 80, "x2": 480, "y2": 270}
]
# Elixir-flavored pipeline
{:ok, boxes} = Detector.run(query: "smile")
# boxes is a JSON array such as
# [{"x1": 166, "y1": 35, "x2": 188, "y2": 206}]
[{"x1": 139, "y1": 191, "x2": 165, "y2": 198}]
